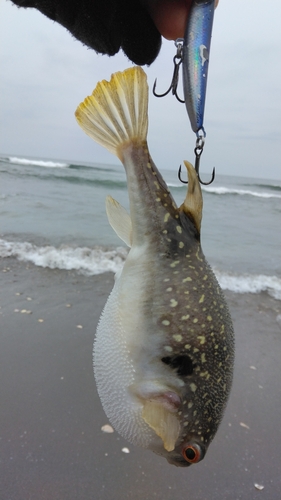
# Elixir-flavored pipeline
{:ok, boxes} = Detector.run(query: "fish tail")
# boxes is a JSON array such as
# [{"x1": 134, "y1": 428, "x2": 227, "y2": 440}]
[{"x1": 75, "y1": 67, "x2": 148, "y2": 159}]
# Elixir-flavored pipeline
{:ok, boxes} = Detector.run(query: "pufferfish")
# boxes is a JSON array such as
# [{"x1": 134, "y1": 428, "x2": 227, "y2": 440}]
[{"x1": 75, "y1": 67, "x2": 234, "y2": 467}]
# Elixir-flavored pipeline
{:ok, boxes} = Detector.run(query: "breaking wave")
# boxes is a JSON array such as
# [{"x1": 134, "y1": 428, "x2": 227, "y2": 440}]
[
  {"x1": 1, "y1": 239, "x2": 280, "y2": 300},
  {"x1": 201, "y1": 186, "x2": 281, "y2": 199},
  {"x1": 214, "y1": 269, "x2": 281, "y2": 301},
  {"x1": 7, "y1": 157, "x2": 69, "y2": 168},
  {"x1": 167, "y1": 183, "x2": 281, "y2": 199},
  {"x1": 167, "y1": 182, "x2": 183, "y2": 188},
  {"x1": 0, "y1": 239, "x2": 127, "y2": 275}
]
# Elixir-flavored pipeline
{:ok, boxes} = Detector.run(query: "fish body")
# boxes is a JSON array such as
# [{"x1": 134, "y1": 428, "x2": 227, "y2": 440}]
[
  {"x1": 182, "y1": 0, "x2": 216, "y2": 134},
  {"x1": 75, "y1": 67, "x2": 234, "y2": 466}
]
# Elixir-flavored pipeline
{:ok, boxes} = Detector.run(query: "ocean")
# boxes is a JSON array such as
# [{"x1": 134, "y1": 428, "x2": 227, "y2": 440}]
[{"x1": 1, "y1": 155, "x2": 280, "y2": 300}]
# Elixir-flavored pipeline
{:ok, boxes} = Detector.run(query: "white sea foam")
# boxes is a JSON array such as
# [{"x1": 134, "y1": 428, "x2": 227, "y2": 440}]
[
  {"x1": 1, "y1": 239, "x2": 280, "y2": 300},
  {"x1": 8, "y1": 157, "x2": 69, "y2": 168},
  {"x1": 0, "y1": 239, "x2": 127, "y2": 275},
  {"x1": 168, "y1": 183, "x2": 281, "y2": 199},
  {"x1": 167, "y1": 182, "x2": 183, "y2": 188},
  {"x1": 202, "y1": 186, "x2": 281, "y2": 199},
  {"x1": 215, "y1": 269, "x2": 281, "y2": 301}
]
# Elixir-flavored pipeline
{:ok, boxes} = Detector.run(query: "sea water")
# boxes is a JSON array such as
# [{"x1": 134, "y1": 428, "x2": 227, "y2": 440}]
[{"x1": 1, "y1": 155, "x2": 280, "y2": 300}]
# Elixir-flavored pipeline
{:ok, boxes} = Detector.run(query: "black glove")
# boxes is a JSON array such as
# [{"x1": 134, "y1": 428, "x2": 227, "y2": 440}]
[{"x1": 11, "y1": 0, "x2": 162, "y2": 65}]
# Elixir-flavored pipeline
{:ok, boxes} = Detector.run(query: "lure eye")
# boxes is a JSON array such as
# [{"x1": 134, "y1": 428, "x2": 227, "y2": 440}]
[{"x1": 182, "y1": 443, "x2": 203, "y2": 464}]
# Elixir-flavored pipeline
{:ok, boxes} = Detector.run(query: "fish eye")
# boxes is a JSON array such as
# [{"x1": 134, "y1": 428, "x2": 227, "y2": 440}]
[{"x1": 182, "y1": 443, "x2": 203, "y2": 464}]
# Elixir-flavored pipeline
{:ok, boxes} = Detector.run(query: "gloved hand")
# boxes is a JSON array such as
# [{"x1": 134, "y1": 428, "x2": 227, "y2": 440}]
[
  {"x1": 11, "y1": 1, "x2": 217, "y2": 65},
  {"x1": 10, "y1": 0, "x2": 163, "y2": 65}
]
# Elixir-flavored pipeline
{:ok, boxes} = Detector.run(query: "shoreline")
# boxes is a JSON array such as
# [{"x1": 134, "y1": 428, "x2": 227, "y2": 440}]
[{"x1": 1, "y1": 257, "x2": 280, "y2": 500}]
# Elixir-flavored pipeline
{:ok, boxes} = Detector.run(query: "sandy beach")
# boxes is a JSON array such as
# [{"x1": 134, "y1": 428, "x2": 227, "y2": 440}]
[{"x1": 1, "y1": 257, "x2": 280, "y2": 500}]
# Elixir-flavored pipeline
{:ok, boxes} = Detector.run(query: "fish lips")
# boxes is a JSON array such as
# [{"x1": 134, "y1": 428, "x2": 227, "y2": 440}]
[{"x1": 166, "y1": 455, "x2": 192, "y2": 467}]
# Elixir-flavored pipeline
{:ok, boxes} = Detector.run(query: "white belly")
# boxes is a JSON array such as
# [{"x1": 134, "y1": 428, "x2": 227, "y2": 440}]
[{"x1": 93, "y1": 251, "x2": 157, "y2": 448}]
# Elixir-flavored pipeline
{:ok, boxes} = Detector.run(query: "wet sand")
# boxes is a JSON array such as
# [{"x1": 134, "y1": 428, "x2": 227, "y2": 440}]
[{"x1": 1, "y1": 257, "x2": 281, "y2": 500}]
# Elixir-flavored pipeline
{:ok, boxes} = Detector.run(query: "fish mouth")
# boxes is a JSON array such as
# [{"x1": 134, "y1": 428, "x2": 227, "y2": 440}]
[{"x1": 166, "y1": 455, "x2": 192, "y2": 467}]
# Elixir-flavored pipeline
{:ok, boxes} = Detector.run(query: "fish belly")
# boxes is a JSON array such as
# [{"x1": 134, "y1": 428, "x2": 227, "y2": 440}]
[{"x1": 93, "y1": 247, "x2": 165, "y2": 449}]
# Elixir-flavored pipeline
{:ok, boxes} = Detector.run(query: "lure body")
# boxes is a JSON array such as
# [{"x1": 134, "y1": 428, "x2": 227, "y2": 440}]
[{"x1": 182, "y1": 0, "x2": 216, "y2": 134}]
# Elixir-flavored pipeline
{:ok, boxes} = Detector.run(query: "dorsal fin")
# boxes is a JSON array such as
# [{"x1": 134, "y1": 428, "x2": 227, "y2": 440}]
[
  {"x1": 75, "y1": 67, "x2": 148, "y2": 160},
  {"x1": 179, "y1": 160, "x2": 203, "y2": 233}
]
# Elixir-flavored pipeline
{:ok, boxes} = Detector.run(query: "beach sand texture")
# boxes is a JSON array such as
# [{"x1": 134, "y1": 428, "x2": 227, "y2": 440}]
[{"x1": 1, "y1": 258, "x2": 281, "y2": 500}]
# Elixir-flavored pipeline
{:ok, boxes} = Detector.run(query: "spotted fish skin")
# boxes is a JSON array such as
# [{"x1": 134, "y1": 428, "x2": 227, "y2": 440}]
[
  {"x1": 121, "y1": 144, "x2": 234, "y2": 466},
  {"x1": 75, "y1": 67, "x2": 234, "y2": 467}
]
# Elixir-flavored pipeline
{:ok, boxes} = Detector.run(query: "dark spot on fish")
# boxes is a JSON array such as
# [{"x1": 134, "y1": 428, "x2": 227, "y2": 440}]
[{"x1": 162, "y1": 355, "x2": 196, "y2": 376}]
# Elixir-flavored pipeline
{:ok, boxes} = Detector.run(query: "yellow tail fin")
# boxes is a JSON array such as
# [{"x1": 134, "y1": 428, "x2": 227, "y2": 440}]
[{"x1": 75, "y1": 67, "x2": 148, "y2": 158}]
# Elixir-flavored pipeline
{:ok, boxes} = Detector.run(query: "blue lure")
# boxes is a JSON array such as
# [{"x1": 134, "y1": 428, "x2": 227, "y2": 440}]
[
  {"x1": 152, "y1": 0, "x2": 216, "y2": 185},
  {"x1": 182, "y1": 0, "x2": 216, "y2": 136}
]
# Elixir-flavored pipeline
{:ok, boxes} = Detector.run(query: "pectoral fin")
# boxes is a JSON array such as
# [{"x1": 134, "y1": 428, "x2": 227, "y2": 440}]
[
  {"x1": 142, "y1": 400, "x2": 180, "y2": 452},
  {"x1": 105, "y1": 195, "x2": 132, "y2": 247}
]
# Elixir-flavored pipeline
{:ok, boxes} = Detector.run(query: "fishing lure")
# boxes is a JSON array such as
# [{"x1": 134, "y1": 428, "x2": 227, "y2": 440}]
[
  {"x1": 182, "y1": 0, "x2": 216, "y2": 136},
  {"x1": 153, "y1": 0, "x2": 216, "y2": 185}
]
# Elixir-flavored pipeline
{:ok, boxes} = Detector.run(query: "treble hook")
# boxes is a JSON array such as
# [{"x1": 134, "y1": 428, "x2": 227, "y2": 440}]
[
  {"x1": 153, "y1": 39, "x2": 184, "y2": 103},
  {"x1": 178, "y1": 135, "x2": 215, "y2": 186}
]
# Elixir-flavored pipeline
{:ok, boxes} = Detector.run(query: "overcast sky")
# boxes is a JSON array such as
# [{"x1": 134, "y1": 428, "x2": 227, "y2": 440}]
[{"x1": 0, "y1": 0, "x2": 280, "y2": 180}]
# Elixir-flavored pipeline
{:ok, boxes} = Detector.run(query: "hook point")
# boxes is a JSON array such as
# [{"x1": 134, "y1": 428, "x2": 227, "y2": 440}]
[
  {"x1": 198, "y1": 166, "x2": 215, "y2": 186},
  {"x1": 178, "y1": 164, "x2": 188, "y2": 184}
]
